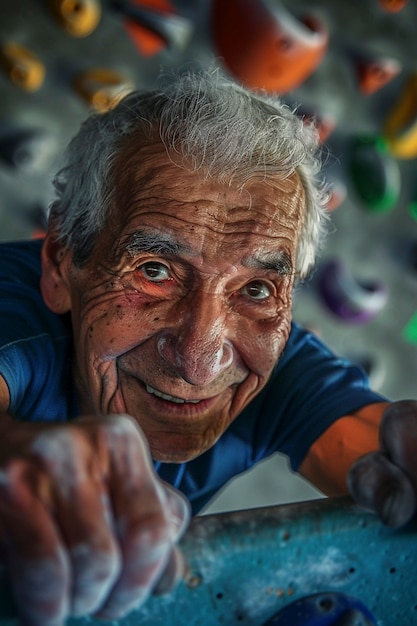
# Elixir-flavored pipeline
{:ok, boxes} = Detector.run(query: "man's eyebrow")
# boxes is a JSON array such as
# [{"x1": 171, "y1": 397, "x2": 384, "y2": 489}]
[
  {"x1": 120, "y1": 231, "x2": 294, "y2": 274},
  {"x1": 243, "y1": 252, "x2": 294, "y2": 276},
  {"x1": 121, "y1": 230, "x2": 193, "y2": 257}
]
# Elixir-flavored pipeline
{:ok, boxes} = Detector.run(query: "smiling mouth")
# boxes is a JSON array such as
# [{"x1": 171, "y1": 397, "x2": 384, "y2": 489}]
[{"x1": 145, "y1": 384, "x2": 201, "y2": 404}]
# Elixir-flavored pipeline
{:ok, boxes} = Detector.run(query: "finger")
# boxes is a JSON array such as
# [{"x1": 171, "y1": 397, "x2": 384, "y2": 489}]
[
  {"x1": 162, "y1": 482, "x2": 191, "y2": 541},
  {"x1": 347, "y1": 450, "x2": 416, "y2": 527},
  {"x1": 152, "y1": 545, "x2": 185, "y2": 596},
  {"x1": 96, "y1": 415, "x2": 181, "y2": 619},
  {"x1": 30, "y1": 427, "x2": 121, "y2": 617},
  {"x1": 0, "y1": 459, "x2": 70, "y2": 626},
  {"x1": 149, "y1": 483, "x2": 190, "y2": 596},
  {"x1": 380, "y1": 400, "x2": 417, "y2": 488}
]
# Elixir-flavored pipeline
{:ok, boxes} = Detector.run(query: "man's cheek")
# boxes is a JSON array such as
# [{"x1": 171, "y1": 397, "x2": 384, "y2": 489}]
[
  {"x1": 79, "y1": 315, "x2": 140, "y2": 359},
  {"x1": 249, "y1": 322, "x2": 291, "y2": 374}
]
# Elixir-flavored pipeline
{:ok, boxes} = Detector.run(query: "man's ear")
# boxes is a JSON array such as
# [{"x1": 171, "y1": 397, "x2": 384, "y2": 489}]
[{"x1": 40, "y1": 233, "x2": 73, "y2": 314}]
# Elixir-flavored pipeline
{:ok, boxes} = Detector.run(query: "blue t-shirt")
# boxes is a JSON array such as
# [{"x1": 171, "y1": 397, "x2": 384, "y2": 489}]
[{"x1": 0, "y1": 240, "x2": 386, "y2": 513}]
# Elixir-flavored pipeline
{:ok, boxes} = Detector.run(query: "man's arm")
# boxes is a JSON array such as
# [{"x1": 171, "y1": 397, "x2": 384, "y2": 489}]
[
  {"x1": 300, "y1": 399, "x2": 417, "y2": 528},
  {"x1": 299, "y1": 401, "x2": 389, "y2": 495},
  {"x1": 0, "y1": 374, "x2": 190, "y2": 625}
]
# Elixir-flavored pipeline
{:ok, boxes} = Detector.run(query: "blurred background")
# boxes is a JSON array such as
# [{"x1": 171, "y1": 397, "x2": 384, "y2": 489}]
[{"x1": 0, "y1": 0, "x2": 416, "y2": 513}]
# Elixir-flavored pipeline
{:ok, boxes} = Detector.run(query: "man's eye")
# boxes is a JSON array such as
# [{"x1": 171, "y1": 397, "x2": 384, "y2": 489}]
[
  {"x1": 241, "y1": 281, "x2": 271, "y2": 300},
  {"x1": 139, "y1": 262, "x2": 171, "y2": 282}
]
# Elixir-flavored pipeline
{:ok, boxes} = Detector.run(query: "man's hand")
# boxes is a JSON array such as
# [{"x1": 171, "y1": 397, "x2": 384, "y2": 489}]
[
  {"x1": 348, "y1": 400, "x2": 417, "y2": 527},
  {"x1": 0, "y1": 414, "x2": 190, "y2": 625}
]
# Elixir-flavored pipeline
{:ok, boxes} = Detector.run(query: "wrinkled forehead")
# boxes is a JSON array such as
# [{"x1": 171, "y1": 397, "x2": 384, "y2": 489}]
[{"x1": 111, "y1": 137, "x2": 306, "y2": 227}]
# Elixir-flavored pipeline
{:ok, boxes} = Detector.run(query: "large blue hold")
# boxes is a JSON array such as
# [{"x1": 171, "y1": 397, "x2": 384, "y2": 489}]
[{"x1": 263, "y1": 592, "x2": 377, "y2": 625}]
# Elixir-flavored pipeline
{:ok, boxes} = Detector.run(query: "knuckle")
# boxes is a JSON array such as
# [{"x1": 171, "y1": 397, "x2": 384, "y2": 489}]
[
  {"x1": 72, "y1": 541, "x2": 121, "y2": 583},
  {"x1": 121, "y1": 510, "x2": 173, "y2": 558},
  {"x1": 0, "y1": 458, "x2": 46, "y2": 511},
  {"x1": 0, "y1": 457, "x2": 32, "y2": 486},
  {"x1": 101, "y1": 415, "x2": 154, "y2": 484},
  {"x1": 29, "y1": 428, "x2": 93, "y2": 491},
  {"x1": 30, "y1": 427, "x2": 82, "y2": 466},
  {"x1": 103, "y1": 414, "x2": 147, "y2": 447}
]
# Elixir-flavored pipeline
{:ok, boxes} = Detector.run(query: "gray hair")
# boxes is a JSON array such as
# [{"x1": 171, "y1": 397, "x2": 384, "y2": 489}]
[{"x1": 50, "y1": 69, "x2": 329, "y2": 276}]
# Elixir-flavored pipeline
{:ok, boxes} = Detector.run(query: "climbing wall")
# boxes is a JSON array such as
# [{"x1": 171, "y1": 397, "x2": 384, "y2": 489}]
[{"x1": 0, "y1": 0, "x2": 416, "y2": 510}]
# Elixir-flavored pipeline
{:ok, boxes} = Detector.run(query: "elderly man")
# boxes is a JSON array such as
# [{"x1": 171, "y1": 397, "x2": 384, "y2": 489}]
[{"x1": 0, "y1": 70, "x2": 415, "y2": 625}]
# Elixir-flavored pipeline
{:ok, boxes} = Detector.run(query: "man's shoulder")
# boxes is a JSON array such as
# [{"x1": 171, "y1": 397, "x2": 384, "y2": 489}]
[
  {"x1": 0, "y1": 238, "x2": 43, "y2": 285},
  {"x1": 0, "y1": 238, "x2": 70, "y2": 345},
  {"x1": 0, "y1": 240, "x2": 75, "y2": 421}
]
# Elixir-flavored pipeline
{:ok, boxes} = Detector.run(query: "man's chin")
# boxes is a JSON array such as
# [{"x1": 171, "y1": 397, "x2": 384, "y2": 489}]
[
  {"x1": 148, "y1": 432, "x2": 217, "y2": 464},
  {"x1": 150, "y1": 446, "x2": 205, "y2": 464}
]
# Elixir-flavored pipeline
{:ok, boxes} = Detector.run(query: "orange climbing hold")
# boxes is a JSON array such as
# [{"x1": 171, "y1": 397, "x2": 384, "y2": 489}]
[
  {"x1": 123, "y1": 0, "x2": 175, "y2": 57},
  {"x1": 355, "y1": 55, "x2": 402, "y2": 95},
  {"x1": 212, "y1": 0, "x2": 328, "y2": 94},
  {"x1": 378, "y1": 0, "x2": 407, "y2": 13}
]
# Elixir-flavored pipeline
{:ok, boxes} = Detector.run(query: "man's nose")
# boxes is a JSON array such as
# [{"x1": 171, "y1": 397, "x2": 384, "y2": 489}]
[{"x1": 156, "y1": 296, "x2": 234, "y2": 386}]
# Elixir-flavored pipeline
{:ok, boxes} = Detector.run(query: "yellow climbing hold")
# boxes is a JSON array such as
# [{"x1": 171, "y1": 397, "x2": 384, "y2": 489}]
[
  {"x1": 73, "y1": 68, "x2": 135, "y2": 112},
  {"x1": 0, "y1": 42, "x2": 45, "y2": 92},
  {"x1": 48, "y1": 0, "x2": 101, "y2": 37}
]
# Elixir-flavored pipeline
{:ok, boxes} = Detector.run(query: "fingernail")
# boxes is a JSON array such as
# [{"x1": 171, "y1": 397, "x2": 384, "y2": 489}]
[{"x1": 380, "y1": 492, "x2": 416, "y2": 528}]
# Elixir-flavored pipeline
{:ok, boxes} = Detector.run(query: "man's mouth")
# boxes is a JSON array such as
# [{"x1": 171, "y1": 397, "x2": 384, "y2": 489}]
[{"x1": 145, "y1": 384, "x2": 201, "y2": 404}]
